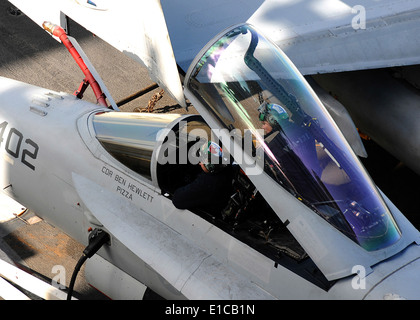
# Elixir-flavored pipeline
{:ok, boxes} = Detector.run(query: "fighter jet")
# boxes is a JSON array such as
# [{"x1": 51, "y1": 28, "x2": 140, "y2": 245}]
[{"x1": 1, "y1": 0, "x2": 420, "y2": 300}]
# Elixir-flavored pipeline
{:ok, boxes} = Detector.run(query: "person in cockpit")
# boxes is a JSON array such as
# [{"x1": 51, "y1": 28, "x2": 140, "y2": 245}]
[{"x1": 172, "y1": 141, "x2": 233, "y2": 215}]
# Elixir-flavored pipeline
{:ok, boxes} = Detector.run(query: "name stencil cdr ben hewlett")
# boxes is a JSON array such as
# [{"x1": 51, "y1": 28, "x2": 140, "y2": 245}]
[
  {"x1": 164, "y1": 304, "x2": 255, "y2": 317},
  {"x1": 101, "y1": 166, "x2": 154, "y2": 203}
]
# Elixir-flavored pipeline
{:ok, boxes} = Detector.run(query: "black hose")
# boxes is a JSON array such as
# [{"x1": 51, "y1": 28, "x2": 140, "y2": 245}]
[
  {"x1": 67, "y1": 254, "x2": 88, "y2": 300},
  {"x1": 67, "y1": 229, "x2": 110, "y2": 300}
]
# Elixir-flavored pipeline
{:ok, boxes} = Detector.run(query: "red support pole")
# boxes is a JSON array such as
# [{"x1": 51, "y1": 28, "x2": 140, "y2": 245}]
[{"x1": 42, "y1": 21, "x2": 108, "y2": 107}]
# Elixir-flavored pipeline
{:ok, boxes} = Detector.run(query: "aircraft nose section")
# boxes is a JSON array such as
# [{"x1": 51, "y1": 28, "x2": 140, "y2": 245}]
[{"x1": 365, "y1": 257, "x2": 420, "y2": 300}]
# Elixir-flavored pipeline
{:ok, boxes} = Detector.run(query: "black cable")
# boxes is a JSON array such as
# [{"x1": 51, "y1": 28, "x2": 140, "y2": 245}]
[
  {"x1": 67, "y1": 229, "x2": 110, "y2": 300},
  {"x1": 67, "y1": 255, "x2": 87, "y2": 300}
]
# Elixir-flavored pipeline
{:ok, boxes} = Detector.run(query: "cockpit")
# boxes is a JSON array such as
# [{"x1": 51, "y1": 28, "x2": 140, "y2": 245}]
[
  {"x1": 92, "y1": 111, "x2": 310, "y2": 273},
  {"x1": 89, "y1": 23, "x2": 408, "y2": 286}
]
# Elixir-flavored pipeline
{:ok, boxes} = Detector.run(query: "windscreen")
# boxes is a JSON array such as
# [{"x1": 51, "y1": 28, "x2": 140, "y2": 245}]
[
  {"x1": 93, "y1": 112, "x2": 182, "y2": 180},
  {"x1": 186, "y1": 24, "x2": 401, "y2": 251}
]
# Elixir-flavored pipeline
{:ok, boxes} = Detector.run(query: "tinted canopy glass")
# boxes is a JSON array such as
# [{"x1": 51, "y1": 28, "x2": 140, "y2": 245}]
[{"x1": 186, "y1": 24, "x2": 401, "y2": 251}]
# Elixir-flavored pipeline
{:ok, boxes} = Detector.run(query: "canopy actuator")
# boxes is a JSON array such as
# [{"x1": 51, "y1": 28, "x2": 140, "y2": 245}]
[{"x1": 42, "y1": 21, "x2": 118, "y2": 110}]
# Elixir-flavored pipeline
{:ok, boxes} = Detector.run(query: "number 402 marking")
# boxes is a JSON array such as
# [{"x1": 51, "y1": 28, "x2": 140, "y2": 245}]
[{"x1": 0, "y1": 121, "x2": 39, "y2": 171}]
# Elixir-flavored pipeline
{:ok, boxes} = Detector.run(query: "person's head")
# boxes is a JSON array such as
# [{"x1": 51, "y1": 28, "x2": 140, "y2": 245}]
[
  {"x1": 199, "y1": 141, "x2": 227, "y2": 173},
  {"x1": 258, "y1": 103, "x2": 289, "y2": 134}
]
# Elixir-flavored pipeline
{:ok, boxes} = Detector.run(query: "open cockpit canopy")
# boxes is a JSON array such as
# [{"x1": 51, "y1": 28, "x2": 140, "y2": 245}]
[{"x1": 185, "y1": 24, "x2": 401, "y2": 252}]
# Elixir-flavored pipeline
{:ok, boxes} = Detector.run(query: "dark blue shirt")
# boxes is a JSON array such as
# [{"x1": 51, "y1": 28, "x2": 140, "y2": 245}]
[{"x1": 172, "y1": 166, "x2": 233, "y2": 215}]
